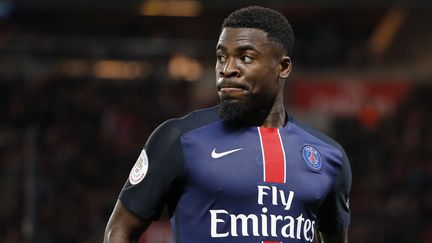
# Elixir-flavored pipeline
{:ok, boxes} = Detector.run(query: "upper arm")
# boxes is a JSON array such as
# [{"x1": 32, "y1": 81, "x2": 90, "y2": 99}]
[
  {"x1": 317, "y1": 147, "x2": 352, "y2": 237},
  {"x1": 104, "y1": 200, "x2": 151, "y2": 243},
  {"x1": 105, "y1": 120, "x2": 185, "y2": 242},
  {"x1": 119, "y1": 119, "x2": 185, "y2": 220}
]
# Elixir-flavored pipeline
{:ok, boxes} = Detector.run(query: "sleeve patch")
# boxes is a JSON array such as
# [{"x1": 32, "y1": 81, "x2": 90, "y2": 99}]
[{"x1": 129, "y1": 149, "x2": 149, "y2": 185}]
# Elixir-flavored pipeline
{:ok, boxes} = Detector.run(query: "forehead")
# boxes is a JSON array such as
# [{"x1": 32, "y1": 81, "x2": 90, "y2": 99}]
[{"x1": 217, "y1": 27, "x2": 272, "y2": 51}]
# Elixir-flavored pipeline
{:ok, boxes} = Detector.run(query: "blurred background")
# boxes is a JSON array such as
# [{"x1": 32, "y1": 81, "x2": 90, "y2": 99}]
[{"x1": 1, "y1": 0, "x2": 432, "y2": 242}]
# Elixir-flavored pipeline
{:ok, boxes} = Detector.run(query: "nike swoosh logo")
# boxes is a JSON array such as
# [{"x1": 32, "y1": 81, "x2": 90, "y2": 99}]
[{"x1": 211, "y1": 148, "x2": 243, "y2": 159}]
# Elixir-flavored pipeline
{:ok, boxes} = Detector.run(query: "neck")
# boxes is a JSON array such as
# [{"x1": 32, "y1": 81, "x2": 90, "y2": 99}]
[
  {"x1": 260, "y1": 102, "x2": 286, "y2": 128},
  {"x1": 259, "y1": 89, "x2": 286, "y2": 128},
  {"x1": 240, "y1": 92, "x2": 286, "y2": 128}
]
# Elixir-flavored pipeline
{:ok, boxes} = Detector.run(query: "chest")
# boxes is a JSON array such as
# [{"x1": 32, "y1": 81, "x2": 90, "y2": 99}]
[{"x1": 180, "y1": 125, "x2": 336, "y2": 211}]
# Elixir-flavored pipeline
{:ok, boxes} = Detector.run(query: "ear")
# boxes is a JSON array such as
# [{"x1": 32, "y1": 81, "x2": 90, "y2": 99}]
[{"x1": 279, "y1": 56, "x2": 292, "y2": 79}]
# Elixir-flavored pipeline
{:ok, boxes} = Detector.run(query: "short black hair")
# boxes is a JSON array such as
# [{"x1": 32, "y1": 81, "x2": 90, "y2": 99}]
[{"x1": 222, "y1": 6, "x2": 294, "y2": 56}]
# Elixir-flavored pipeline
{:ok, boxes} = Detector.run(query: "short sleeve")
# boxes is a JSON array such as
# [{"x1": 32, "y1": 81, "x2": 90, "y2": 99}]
[
  {"x1": 119, "y1": 119, "x2": 185, "y2": 221},
  {"x1": 316, "y1": 147, "x2": 352, "y2": 233}
]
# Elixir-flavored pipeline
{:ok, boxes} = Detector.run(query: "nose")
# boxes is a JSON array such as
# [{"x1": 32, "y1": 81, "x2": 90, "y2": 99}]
[{"x1": 219, "y1": 58, "x2": 240, "y2": 78}]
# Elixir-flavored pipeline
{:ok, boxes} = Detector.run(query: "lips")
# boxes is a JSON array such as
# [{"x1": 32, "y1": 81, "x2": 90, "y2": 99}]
[{"x1": 217, "y1": 80, "x2": 249, "y2": 92}]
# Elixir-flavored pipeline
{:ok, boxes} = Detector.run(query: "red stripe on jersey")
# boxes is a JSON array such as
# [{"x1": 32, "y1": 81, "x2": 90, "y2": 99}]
[{"x1": 258, "y1": 127, "x2": 286, "y2": 183}]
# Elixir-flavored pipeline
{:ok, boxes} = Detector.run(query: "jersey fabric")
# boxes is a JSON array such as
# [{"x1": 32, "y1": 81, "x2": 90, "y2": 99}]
[{"x1": 119, "y1": 106, "x2": 351, "y2": 243}]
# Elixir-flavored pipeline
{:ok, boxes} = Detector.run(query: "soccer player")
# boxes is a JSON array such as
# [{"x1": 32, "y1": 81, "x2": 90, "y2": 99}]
[{"x1": 104, "y1": 6, "x2": 351, "y2": 243}]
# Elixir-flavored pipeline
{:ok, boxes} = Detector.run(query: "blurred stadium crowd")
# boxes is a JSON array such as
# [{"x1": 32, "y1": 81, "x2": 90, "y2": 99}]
[
  {"x1": 333, "y1": 84, "x2": 432, "y2": 243},
  {"x1": 1, "y1": 1, "x2": 432, "y2": 243},
  {"x1": 0, "y1": 78, "x2": 193, "y2": 242}
]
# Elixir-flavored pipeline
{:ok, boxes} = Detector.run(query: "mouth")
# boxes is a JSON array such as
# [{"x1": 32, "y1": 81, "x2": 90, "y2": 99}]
[{"x1": 217, "y1": 80, "x2": 249, "y2": 93}]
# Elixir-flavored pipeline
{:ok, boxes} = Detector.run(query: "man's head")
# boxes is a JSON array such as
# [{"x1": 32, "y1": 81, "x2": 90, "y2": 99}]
[
  {"x1": 222, "y1": 6, "x2": 294, "y2": 56},
  {"x1": 216, "y1": 6, "x2": 294, "y2": 123}
]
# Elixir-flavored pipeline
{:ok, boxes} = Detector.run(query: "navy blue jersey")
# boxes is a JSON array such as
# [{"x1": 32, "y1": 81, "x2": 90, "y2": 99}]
[{"x1": 120, "y1": 106, "x2": 351, "y2": 243}]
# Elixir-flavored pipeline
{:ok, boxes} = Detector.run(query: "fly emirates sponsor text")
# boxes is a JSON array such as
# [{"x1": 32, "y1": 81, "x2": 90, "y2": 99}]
[{"x1": 209, "y1": 185, "x2": 316, "y2": 242}]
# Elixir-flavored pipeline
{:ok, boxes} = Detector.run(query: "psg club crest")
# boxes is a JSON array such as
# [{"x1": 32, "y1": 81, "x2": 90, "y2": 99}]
[{"x1": 302, "y1": 145, "x2": 322, "y2": 171}]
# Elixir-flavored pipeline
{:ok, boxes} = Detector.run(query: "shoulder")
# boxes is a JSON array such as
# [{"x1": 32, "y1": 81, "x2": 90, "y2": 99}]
[
  {"x1": 147, "y1": 106, "x2": 221, "y2": 143},
  {"x1": 287, "y1": 115, "x2": 349, "y2": 165}
]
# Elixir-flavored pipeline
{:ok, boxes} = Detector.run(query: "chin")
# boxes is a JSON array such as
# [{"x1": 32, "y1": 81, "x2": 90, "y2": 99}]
[{"x1": 218, "y1": 99, "x2": 249, "y2": 122}]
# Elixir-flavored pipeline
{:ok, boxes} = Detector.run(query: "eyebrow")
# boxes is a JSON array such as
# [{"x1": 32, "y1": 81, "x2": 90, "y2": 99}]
[
  {"x1": 216, "y1": 44, "x2": 260, "y2": 54},
  {"x1": 216, "y1": 44, "x2": 226, "y2": 52}
]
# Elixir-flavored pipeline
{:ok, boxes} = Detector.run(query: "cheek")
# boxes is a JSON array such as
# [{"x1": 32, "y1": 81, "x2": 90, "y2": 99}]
[
  {"x1": 215, "y1": 63, "x2": 221, "y2": 76},
  {"x1": 248, "y1": 66, "x2": 279, "y2": 89}
]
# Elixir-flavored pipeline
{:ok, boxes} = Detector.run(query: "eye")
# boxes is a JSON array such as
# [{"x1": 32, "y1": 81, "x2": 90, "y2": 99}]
[
  {"x1": 217, "y1": 54, "x2": 227, "y2": 63},
  {"x1": 240, "y1": 55, "x2": 253, "y2": 64}
]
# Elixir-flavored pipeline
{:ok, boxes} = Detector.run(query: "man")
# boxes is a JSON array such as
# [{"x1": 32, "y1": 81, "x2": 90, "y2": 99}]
[{"x1": 104, "y1": 6, "x2": 351, "y2": 243}]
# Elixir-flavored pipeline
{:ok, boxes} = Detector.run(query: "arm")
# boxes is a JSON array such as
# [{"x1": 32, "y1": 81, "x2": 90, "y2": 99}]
[
  {"x1": 104, "y1": 200, "x2": 151, "y2": 243},
  {"x1": 317, "y1": 229, "x2": 349, "y2": 243},
  {"x1": 105, "y1": 120, "x2": 184, "y2": 242},
  {"x1": 316, "y1": 146, "x2": 351, "y2": 243}
]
